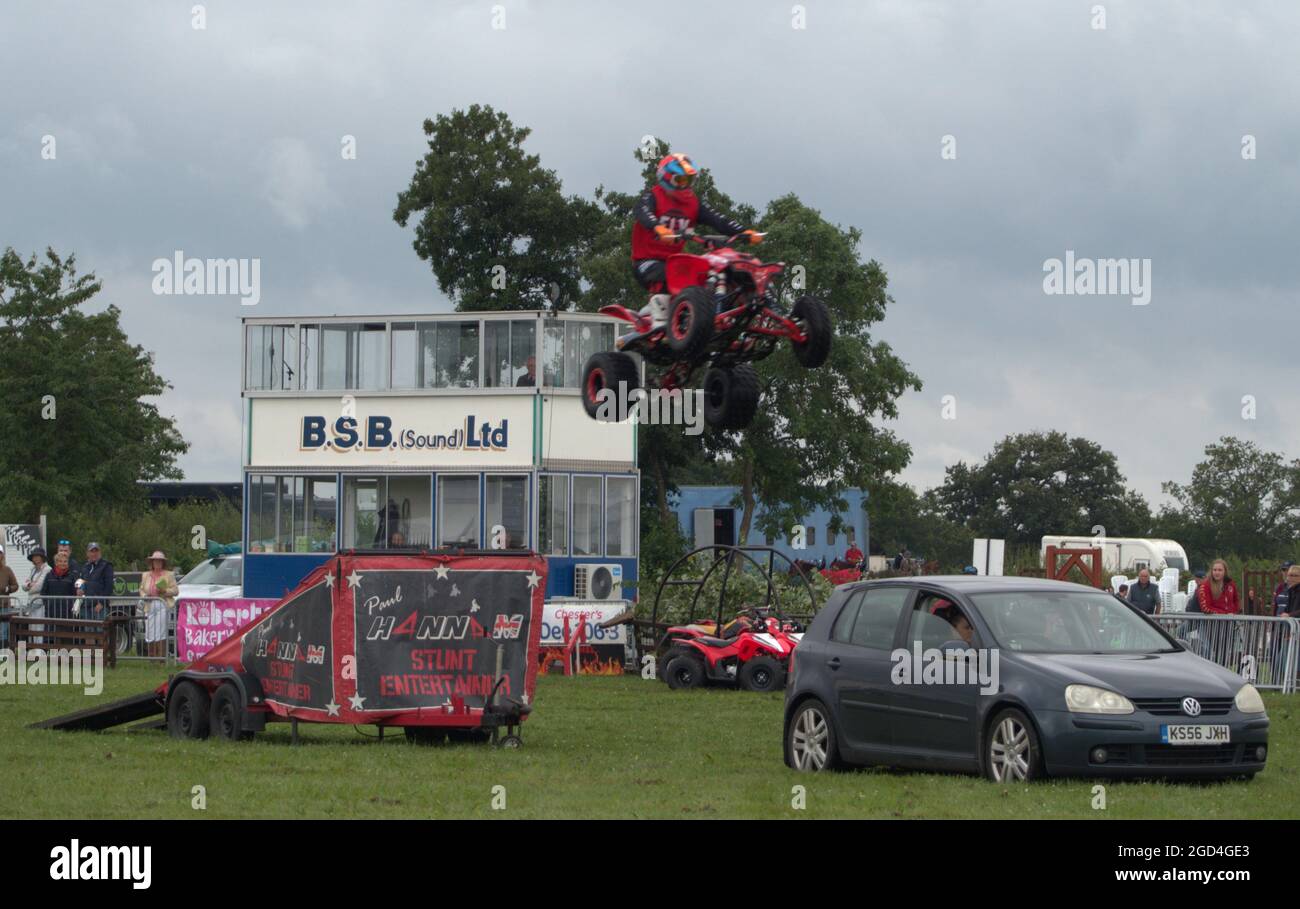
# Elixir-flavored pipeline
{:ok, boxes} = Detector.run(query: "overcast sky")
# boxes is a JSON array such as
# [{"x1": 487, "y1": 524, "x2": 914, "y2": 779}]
[{"x1": 3, "y1": 0, "x2": 1298, "y2": 508}]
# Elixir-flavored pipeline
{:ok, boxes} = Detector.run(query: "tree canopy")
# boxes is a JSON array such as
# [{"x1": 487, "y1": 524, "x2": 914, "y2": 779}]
[{"x1": 0, "y1": 248, "x2": 187, "y2": 521}]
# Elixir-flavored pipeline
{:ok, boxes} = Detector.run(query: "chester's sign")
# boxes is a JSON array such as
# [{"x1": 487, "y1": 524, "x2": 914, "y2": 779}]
[{"x1": 300, "y1": 414, "x2": 509, "y2": 452}]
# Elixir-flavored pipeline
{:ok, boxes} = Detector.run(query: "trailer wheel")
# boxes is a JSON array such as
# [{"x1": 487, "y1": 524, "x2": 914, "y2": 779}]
[
  {"x1": 167, "y1": 681, "x2": 211, "y2": 740},
  {"x1": 497, "y1": 735, "x2": 523, "y2": 749},
  {"x1": 210, "y1": 683, "x2": 253, "y2": 741},
  {"x1": 404, "y1": 727, "x2": 447, "y2": 746}
]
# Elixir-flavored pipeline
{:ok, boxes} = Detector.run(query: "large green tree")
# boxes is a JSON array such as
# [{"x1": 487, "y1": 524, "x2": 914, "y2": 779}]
[
  {"x1": 1155, "y1": 436, "x2": 1300, "y2": 563},
  {"x1": 0, "y1": 248, "x2": 188, "y2": 521},
  {"x1": 868, "y1": 478, "x2": 975, "y2": 570},
  {"x1": 932, "y1": 430, "x2": 1152, "y2": 547},
  {"x1": 393, "y1": 105, "x2": 601, "y2": 311}
]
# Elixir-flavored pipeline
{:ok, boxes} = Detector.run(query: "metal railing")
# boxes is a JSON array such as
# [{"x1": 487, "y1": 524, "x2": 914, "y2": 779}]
[
  {"x1": 1152, "y1": 613, "x2": 1299, "y2": 693},
  {"x1": 1, "y1": 594, "x2": 175, "y2": 664}
]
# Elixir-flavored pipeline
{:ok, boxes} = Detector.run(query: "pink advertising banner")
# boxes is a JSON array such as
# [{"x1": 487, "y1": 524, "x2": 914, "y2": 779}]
[{"x1": 176, "y1": 598, "x2": 277, "y2": 663}]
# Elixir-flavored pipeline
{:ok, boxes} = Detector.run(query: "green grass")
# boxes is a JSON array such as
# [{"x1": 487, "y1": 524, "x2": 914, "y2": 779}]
[{"x1": 2, "y1": 663, "x2": 1299, "y2": 819}]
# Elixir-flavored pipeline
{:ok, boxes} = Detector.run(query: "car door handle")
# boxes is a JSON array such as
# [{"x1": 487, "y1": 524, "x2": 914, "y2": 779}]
[{"x1": 826, "y1": 657, "x2": 841, "y2": 670}]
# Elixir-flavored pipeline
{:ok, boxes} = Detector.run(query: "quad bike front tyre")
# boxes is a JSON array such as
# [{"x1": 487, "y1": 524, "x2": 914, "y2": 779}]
[
  {"x1": 665, "y1": 287, "x2": 715, "y2": 360},
  {"x1": 790, "y1": 295, "x2": 832, "y2": 368},
  {"x1": 702, "y1": 363, "x2": 761, "y2": 429},
  {"x1": 582, "y1": 351, "x2": 640, "y2": 420},
  {"x1": 738, "y1": 655, "x2": 786, "y2": 692},
  {"x1": 663, "y1": 652, "x2": 706, "y2": 690}
]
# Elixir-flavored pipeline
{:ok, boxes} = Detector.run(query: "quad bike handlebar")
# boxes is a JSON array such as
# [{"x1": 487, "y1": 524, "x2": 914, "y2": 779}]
[{"x1": 671, "y1": 229, "x2": 766, "y2": 249}]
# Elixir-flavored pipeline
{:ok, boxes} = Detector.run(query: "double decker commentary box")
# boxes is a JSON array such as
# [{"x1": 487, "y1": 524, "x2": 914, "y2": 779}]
[{"x1": 240, "y1": 311, "x2": 640, "y2": 605}]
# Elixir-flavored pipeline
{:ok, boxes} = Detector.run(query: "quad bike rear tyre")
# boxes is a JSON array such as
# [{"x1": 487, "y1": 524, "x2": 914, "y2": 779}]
[
  {"x1": 665, "y1": 287, "x2": 714, "y2": 360},
  {"x1": 582, "y1": 352, "x2": 640, "y2": 420},
  {"x1": 739, "y1": 655, "x2": 786, "y2": 692},
  {"x1": 664, "y1": 653, "x2": 706, "y2": 690},
  {"x1": 703, "y1": 364, "x2": 761, "y2": 429},
  {"x1": 791, "y1": 295, "x2": 831, "y2": 368}
]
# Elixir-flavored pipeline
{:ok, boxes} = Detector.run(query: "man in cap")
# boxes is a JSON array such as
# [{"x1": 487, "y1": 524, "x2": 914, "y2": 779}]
[
  {"x1": 79, "y1": 542, "x2": 115, "y2": 619},
  {"x1": 56, "y1": 539, "x2": 80, "y2": 576}
]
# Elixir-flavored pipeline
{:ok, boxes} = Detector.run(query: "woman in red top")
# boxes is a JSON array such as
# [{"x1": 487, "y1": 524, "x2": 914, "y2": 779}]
[{"x1": 1197, "y1": 559, "x2": 1240, "y2": 614}]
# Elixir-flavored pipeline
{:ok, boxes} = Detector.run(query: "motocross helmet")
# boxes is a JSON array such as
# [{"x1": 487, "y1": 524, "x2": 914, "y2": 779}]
[{"x1": 656, "y1": 153, "x2": 697, "y2": 191}]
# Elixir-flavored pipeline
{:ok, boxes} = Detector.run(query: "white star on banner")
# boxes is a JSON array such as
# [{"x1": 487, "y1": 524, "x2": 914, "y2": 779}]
[
  {"x1": 348, "y1": 694, "x2": 366, "y2": 711},
  {"x1": 324, "y1": 573, "x2": 335, "y2": 588},
  {"x1": 325, "y1": 701, "x2": 340, "y2": 717},
  {"x1": 525, "y1": 571, "x2": 541, "y2": 589},
  {"x1": 434, "y1": 564, "x2": 450, "y2": 580},
  {"x1": 347, "y1": 570, "x2": 362, "y2": 589},
  {"x1": 470, "y1": 599, "x2": 481, "y2": 613},
  {"x1": 449, "y1": 584, "x2": 460, "y2": 597}
]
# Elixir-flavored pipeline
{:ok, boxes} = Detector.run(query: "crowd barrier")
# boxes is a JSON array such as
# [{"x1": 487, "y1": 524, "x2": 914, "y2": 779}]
[
  {"x1": 1, "y1": 594, "x2": 175, "y2": 664},
  {"x1": 1152, "y1": 613, "x2": 1299, "y2": 693}
]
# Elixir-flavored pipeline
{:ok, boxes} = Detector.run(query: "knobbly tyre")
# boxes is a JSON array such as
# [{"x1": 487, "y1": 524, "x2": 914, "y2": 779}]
[
  {"x1": 581, "y1": 230, "x2": 833, "y2": 430},
  {"x1": 656, "y1": 605, "x2": 805, "y2": 693},
  {"x1": 35, "y1": 551, "x2": 546, "y2": 749}
]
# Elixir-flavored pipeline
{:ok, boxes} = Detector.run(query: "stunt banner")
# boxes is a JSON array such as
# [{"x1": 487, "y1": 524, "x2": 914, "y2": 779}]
[{"x1": 186, "y1": 552, "x2": 545, "y2": 725}]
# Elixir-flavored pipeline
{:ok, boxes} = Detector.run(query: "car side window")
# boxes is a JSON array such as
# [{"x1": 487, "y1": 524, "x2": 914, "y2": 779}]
[
  {"x1": 908, "y1": 593, "x2": 977, "y2": 648},
  {"x1": 830, "y1": 592, "x2": 863, "y2": 644},
  {"x1": 847, "y1": 587, "x2": 911, "y2": 650}
]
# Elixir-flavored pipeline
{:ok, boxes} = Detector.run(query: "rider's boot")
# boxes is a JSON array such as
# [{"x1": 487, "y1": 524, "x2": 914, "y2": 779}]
[{"x1": 618, "y1": 294, "x2": 671, "y2": 348}]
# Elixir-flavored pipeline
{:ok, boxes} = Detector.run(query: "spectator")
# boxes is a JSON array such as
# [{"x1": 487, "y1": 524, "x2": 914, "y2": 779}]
[
  {"x1": 1127, "y1": 567, "x2": 1161, "y2": 615},
  {"x1": 844, "y1": 541, "x2": 864, "y2": 566},
  {"x1": 0, "y1": 545, "x2": 18, "y2": 609},
  {"x1": 23, "y1": 547, "x2": 51, "y2": 643},
  {"x1": 41, "y1": 551, "x2": 79, "y2": 617},
  {"x1": 515, "y1": 355, "x2": 537, "y2": 387},
  {"x1": 1196, "y1": 559, "x2": 1239, "y2": 614},
  {"x1": 1117, "y1": 583, "x2": 1129, "y2": 597},
  {"x1": 140, "y1": 550, "x2": 177, "y2": 658},
  {"x1": 56, "y1": 539, "x2": 79, "y2": 576},
  {"x1": 1277, "y1": 565, "x2": 1300, "y2": 617},
  {"x1": 1186, "y1": 571, "x2": 1204, "y2": 613},
  {"x1": 79, "y1": 542, "x2": 115, "y2": 619},
  {"x1": 1274, "y1": 562, "x2": 1294, "y2": 616}
]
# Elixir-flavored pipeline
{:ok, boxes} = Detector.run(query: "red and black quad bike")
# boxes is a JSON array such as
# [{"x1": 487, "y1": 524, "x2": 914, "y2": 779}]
[
  {"x1": 656, "y1": 605, "x2": 805, "y2": 693},
  {"x1": 581, "y1": 231, "x2": 833, "y2": 430}
]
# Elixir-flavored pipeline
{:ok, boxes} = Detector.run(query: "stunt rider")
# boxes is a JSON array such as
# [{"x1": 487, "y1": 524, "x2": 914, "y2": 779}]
[{"x1": 630, "y1": 153, "x2": 761, "y2": 333}]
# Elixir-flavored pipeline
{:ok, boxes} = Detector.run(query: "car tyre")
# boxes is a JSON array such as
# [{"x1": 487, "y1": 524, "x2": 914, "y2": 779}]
[
  {"x1": 703, "y1": 364, "x2": 761, "y2": 429},
  {"x1": 984, "y1": 707, "x2": 1044, "y2": 782},
  {"x1": 790, "y1": 295, "x2": 831, "y2": 368},
  {"x1": 738, "y1": 655, "x2": 786, "y2": 692},
  {"x1": 582, "y1": 352, "x2": 640, "y2": 420},
  {"x1": 665, "y1": 287, "x2": 714, "y2": 360},
  {"x1": 663, "y1": 652, "x2": 706, "y2": 690},
  {"x1": 167, "y1": 680, "x2": 211, "y2": 741},
  {"x1": 785, "y1": 698, "x2": 840, "y2": 771}
]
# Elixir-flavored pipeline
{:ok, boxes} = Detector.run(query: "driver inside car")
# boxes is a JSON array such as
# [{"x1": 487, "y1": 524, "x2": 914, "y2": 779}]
[{"x1": 630, "y1": 152, "x2": 761, "y2": 335}]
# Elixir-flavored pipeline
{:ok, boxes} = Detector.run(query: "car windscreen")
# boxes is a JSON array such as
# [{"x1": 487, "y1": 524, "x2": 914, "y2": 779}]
[
  {"x1": 969, "y1": 590, "x2": 1176, "y2": 654},
  {"x1": 181, "y1": 557, "x2": 242, "y2": 586}
]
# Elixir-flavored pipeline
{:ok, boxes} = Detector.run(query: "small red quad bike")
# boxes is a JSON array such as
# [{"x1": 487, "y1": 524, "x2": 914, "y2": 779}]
[
  {"x1": 582, "y1": 231, "x2": 832, "y2": 430},
  {"x1": 656, "y1": 606, "x2": 805, "y2": 693}
]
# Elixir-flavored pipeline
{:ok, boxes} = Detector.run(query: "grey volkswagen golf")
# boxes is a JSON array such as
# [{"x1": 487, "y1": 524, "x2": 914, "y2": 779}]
[{"x1": 784, "y1": 576, "x2": 1269, "y2": 780}]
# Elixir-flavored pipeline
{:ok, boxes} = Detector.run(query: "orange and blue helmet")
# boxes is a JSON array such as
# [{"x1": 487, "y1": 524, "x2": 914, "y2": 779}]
[{"x1": 656, "y1": 153, "x2": 697, "y2": 191}]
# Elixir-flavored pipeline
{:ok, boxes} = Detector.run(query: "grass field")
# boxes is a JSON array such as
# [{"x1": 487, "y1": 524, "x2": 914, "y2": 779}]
[{"x1": 3, "y1": 663, "x2": 1299, "y2": 819}]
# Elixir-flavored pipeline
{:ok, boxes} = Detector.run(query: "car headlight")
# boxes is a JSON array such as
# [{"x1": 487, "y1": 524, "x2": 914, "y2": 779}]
[
  {"x1": 1235, "y1": 684, "x2": 1266, "y2": 714},
  {"x1": 1065, "y1": 684, "x2": 1134, "y2": 715}
]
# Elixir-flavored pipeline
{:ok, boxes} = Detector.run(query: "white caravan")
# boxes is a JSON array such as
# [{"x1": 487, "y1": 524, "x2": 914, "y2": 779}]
[{"x1": 1039, "y1": 536, "x2": 1189, "y2": 574}]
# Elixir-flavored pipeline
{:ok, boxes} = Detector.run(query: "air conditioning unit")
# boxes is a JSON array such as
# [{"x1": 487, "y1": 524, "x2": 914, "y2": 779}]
[{"x1": 574, "y1": 563, "x2": 623, "y2": 601}]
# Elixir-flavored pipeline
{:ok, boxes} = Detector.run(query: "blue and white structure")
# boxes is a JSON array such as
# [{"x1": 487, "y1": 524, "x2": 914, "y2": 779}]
[
  {"x1": 240, "y1": 310, "x2": 638, "y2": 602},
  {"x1": 674, "y1": 485, "x2": 870, "y2": 564}
]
